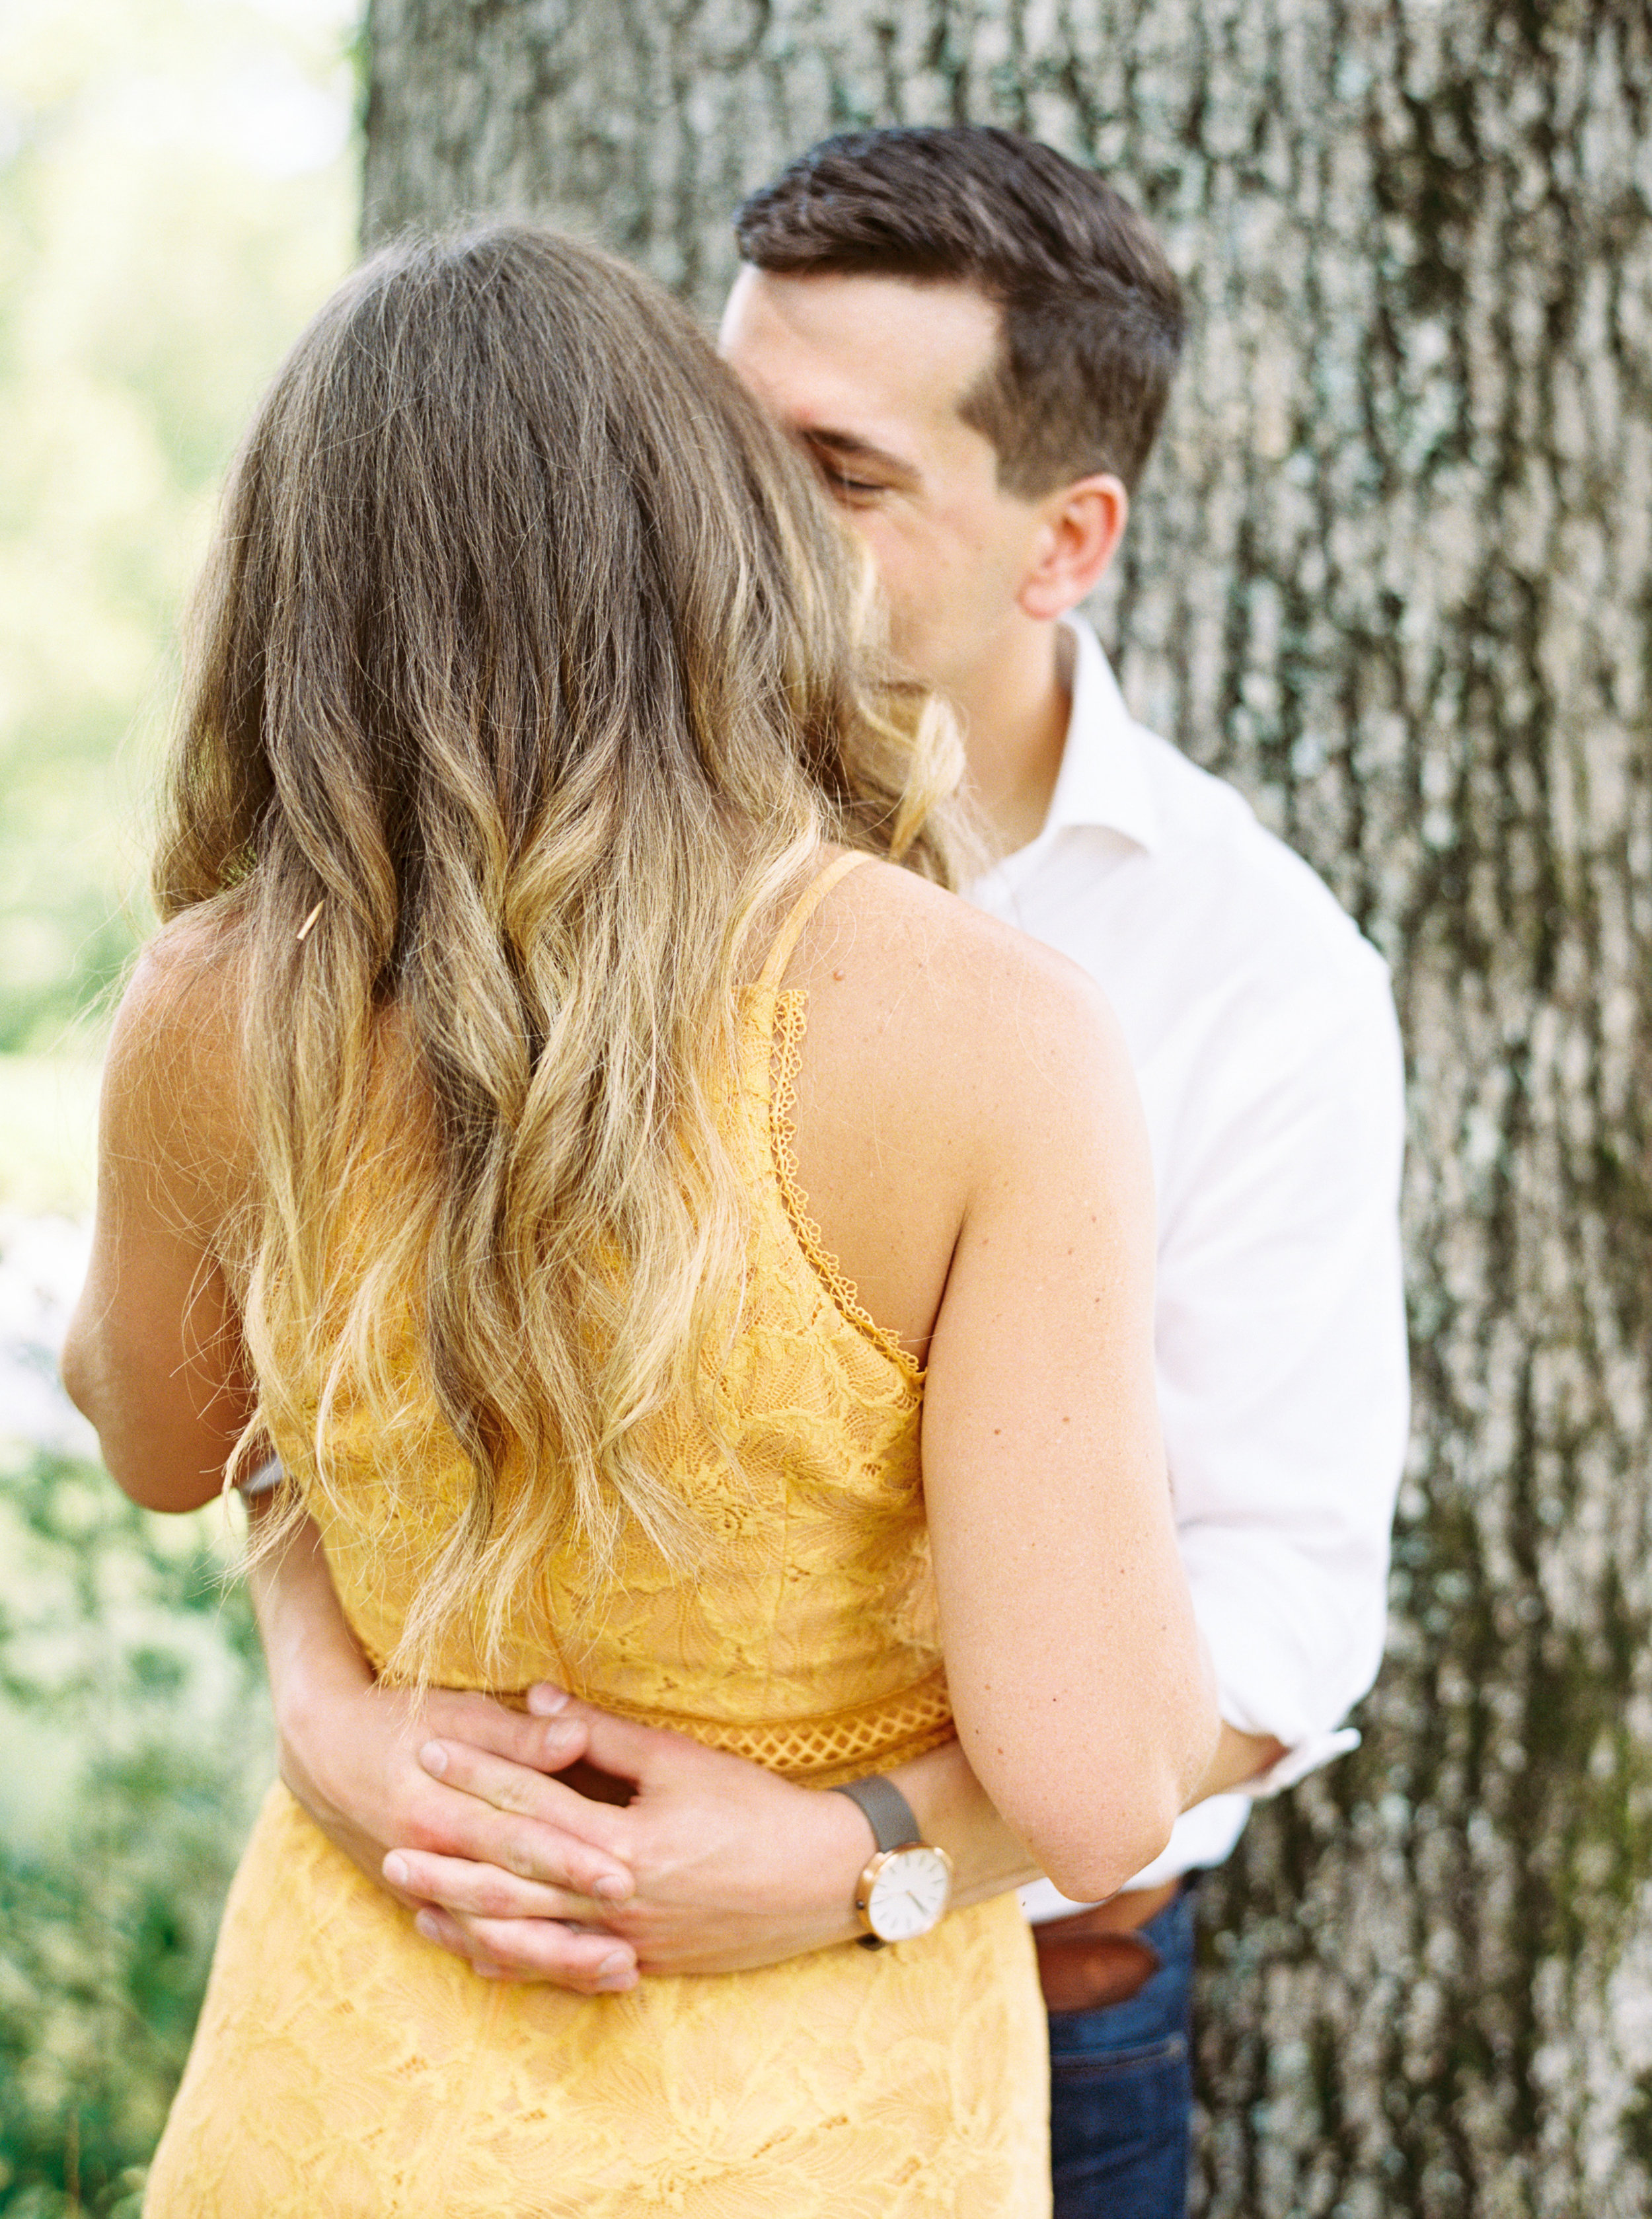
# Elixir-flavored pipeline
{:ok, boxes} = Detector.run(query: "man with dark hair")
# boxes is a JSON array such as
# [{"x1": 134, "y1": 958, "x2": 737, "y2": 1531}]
[
  {"x1": 247, "y1": 127, "x2": 1407, "y2": 2218},
  {"x1": 735, "y1": 124, "x2": 1185, "y2": 497}
]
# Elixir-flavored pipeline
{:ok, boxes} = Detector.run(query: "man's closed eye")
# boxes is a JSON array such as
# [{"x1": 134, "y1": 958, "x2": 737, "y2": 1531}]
[{"x1": 821, "y1": 467, "x2": 887, "y2": 500}]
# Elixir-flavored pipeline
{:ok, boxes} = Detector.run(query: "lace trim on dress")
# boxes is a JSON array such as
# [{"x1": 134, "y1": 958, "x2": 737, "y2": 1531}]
[
  {"x1": 769, "y1": 986, "x2": 924, "y2": 1390},
  {"x1": 580, "y1": 1667, "x2": 956, "y2": 1786}
]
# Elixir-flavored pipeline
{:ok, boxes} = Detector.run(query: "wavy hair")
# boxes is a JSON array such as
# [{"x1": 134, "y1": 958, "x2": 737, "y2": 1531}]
[{"x1": 154, "y1": 222, "x2": 968, "y2": 1682}]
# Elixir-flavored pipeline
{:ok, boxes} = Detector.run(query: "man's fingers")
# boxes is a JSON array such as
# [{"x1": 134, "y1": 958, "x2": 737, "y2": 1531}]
[
  {"x1": 411, "y1": 1754, "x2": 634, "y2": 1897},
  {"x1": 419, "y1": 1741, "x2": 634, "y2": 1875},
  {"x1": 447, "y1": 1913, "x2": 639, "y2": 1994},
  {"x1": 385, "y1": 1848, "x2": 597, "y2": 1926},
  {"x1": 387, "y1": 1770, "x2": 632, "y2": 1900},
  {"x1": 422, "y1": 1690, "x2": 591, "y2": 1777},
  {"x1": 410, "y1": 1905, "x2": 517, "y2": 1980},
  {"x1": 408, "y1": 1897, "x2": 640, "y2": 1993},
  {"x1": 554, "y1": 1702, "x2": 710, "y2": 1783}
]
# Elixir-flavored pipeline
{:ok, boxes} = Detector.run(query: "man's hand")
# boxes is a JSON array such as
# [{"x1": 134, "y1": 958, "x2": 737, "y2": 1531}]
[
  {"x1": 394, "y1": 1698, "x2": 878, "y2": 1979},
  {"x1": 251, "y1": 1513, "x2": 644, "y2": 1995}
]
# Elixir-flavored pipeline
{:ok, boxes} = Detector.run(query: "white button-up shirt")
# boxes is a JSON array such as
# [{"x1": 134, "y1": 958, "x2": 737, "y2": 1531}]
[{"x1": 977, "y1": 619, "x2": 1409, "y2": 1911}]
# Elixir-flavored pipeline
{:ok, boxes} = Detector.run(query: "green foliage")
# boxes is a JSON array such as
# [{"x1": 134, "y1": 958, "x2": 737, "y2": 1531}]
[
  {"x1": 0, "y1": 0, "x2": 359, "y2": 1055},
  {"x1": 0, "y1": 19, "x2": 358, "y2": 2197},
  {"x1": 0, "y1": 1447, "x2": 272, "y2": 2216}
]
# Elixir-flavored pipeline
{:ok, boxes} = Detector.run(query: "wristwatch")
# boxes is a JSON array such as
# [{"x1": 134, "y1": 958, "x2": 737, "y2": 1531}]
[{"x1": 830, "y1": 1775, "x2": 953, "y2": 1948}]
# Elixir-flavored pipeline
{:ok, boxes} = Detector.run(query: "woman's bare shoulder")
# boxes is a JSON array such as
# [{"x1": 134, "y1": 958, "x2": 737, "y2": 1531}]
[
  {"x1": 102, "y1": 911, "x2": 252, "y2": 1219},
  {"x1": 802, "y1": 855, "x2": 1126, "y2": 1079},
  {"x1": 111, "y1": 910, "x2": 246, "y2": 1078},
  {"x1": 793, "y1": 856, "x2": 1140, "y2": 1203}
]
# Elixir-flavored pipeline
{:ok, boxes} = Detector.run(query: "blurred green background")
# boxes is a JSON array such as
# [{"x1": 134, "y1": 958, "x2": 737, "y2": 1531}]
[
  {"x1": 0, "y1": 0, "x2": 358, "y2": 1199},
  {"x1": 1, "y1": 1, "x2": 359, "y2": 2206}
]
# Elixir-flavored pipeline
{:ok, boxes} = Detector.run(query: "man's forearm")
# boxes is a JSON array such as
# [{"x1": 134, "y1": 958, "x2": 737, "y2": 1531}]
[
  {"x1": 244, "y1": 1501, "x2": 399, "y2": 1868},
  {"x1": 246, "y1": 1502, "x2": 374, "y2": 1723},
  {"x1": 1197, "y1": 1722, "x2": 1287, "y2": 1803}
]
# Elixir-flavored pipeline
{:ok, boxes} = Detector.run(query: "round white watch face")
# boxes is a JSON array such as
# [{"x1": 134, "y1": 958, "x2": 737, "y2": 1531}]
[{"x1": 866, "y1": 1845, "x2": 952, "y2": 1942}]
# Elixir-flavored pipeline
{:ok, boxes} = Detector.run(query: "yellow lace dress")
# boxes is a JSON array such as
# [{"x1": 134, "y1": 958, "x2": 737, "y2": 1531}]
[{"x1": 142, "y1": 856, "x2": 1049, "y2": 2218}]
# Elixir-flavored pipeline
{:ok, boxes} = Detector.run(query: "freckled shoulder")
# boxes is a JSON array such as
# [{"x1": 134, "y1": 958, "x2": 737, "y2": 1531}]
[
  {"x1": 102, "y1": 914, "x2": 254, "y2": 1232},
  {"x1": 788, "y1": 856, "x2": 1132, "y2": 1125},
  {"x1": 791, "y1": 856, "x2": 1106, "y2": 1017}
]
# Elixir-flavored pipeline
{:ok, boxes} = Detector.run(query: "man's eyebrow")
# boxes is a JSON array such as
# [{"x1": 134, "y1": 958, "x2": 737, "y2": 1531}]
[{"x1": 797, "y1": 426, "x2": 922, "y2": 488}]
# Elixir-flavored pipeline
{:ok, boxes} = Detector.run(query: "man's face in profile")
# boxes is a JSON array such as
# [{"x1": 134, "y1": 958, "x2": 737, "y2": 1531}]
[{"x1": 718, "y1": 266, "x2": 1051, "y2": 701}]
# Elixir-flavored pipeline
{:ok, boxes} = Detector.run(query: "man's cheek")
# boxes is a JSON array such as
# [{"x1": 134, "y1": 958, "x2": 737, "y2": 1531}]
[
  {"x1": 878, "y1": 585, "x2": 928, "y2": 668},
  {"x1": 840, "y1": 508, "x2": 893, "y2": 569},
  {"x1": 864, "y1": 523, "x2": 928, "y2": 609}
]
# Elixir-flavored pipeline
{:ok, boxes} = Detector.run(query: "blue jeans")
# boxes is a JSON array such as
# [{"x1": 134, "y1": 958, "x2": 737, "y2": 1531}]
[{"x1": 1045, "y1": 1883, "x2": 1196, "y2": 2219}]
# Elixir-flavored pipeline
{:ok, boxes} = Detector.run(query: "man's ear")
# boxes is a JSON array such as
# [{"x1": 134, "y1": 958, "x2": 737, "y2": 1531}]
[{"x1": 1016, "y1": 474, "x2": 1129, "y2": 623}]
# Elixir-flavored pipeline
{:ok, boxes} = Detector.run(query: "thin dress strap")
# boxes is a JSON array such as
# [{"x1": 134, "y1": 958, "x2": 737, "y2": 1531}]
[{"x1": 753, "y1": 852, "x2": 871, "y2": 998}]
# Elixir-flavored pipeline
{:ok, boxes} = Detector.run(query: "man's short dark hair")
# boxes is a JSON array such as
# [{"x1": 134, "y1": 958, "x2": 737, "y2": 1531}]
[{"x1": 733, "y1": 125, "x2": 1185, "y2": 498}]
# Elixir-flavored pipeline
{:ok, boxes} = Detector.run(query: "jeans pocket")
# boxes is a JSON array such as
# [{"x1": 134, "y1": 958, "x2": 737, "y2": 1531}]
[
  {"x1": 1049, "y1": 2031, "x2": 1185, "y2": 2084},
  {"x1": 1049, "y1": 2030, "x2": 1191, "y2": 2211}
]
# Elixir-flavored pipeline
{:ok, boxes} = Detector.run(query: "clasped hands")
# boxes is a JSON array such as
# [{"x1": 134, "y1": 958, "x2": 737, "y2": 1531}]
[{"x1": 278, "y1": 1669, "x2": 884, "y2": 1997}]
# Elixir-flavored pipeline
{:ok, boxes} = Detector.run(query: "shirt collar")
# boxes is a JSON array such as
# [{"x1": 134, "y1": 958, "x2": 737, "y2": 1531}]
[{"x1": 1036, "y1": 616, "x2": 1161, "y2": 856}]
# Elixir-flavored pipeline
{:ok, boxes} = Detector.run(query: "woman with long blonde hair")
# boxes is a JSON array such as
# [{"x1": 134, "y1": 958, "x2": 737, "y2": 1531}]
[{"x1": 64, "y1": 223, "x2": 1215, "y2": 2215}]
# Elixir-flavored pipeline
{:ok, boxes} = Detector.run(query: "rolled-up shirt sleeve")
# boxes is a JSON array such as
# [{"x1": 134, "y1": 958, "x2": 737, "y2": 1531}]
[{"x1": 1154, "y1": 942, "x2": 1409, "y2": 1763}]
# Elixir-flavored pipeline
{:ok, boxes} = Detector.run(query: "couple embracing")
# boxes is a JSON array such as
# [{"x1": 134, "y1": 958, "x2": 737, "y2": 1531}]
[{"x1": 65, "y1": 125, "x2": 1407, "y2": 2217}]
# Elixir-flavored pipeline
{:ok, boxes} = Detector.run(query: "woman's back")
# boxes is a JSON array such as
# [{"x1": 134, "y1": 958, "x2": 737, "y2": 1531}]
[
  {"x1": 246, "y1": 847, "x2": 1164, "y2": 1778},
  {"x1": 87, "y1": 830, "x2": 1200, "y2": 1865},
  {"x1": 301, "y1": 853, "x2": 965, "y2": 1780}
]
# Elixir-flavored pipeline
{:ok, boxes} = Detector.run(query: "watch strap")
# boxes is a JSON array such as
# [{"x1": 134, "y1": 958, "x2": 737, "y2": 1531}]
[{"x1": 829, "y1": 1774, "x2": 922, "y2": 1854}]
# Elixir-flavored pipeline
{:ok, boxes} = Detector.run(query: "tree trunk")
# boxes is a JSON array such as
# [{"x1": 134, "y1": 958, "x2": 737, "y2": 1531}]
[{"x1": 363, "y1": 5, "x2": 1652, "y2": 2208}]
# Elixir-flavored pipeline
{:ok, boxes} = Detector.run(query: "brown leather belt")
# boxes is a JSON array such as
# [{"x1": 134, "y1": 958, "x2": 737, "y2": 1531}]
[{"x1": 1032, "y1": 1878, "x2": 1182, "y2": 2013}]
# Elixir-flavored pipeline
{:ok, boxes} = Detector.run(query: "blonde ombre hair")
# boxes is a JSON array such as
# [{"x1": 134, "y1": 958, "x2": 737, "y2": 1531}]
[{"x1": 154, "y1": 223, "x2": 968, "y2": 1682}]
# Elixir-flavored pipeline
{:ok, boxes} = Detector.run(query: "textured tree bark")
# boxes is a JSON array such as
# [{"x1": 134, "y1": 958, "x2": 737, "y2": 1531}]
[{"x1": 363, "y1": 5, "x2": 1652, "y2": 2208}]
